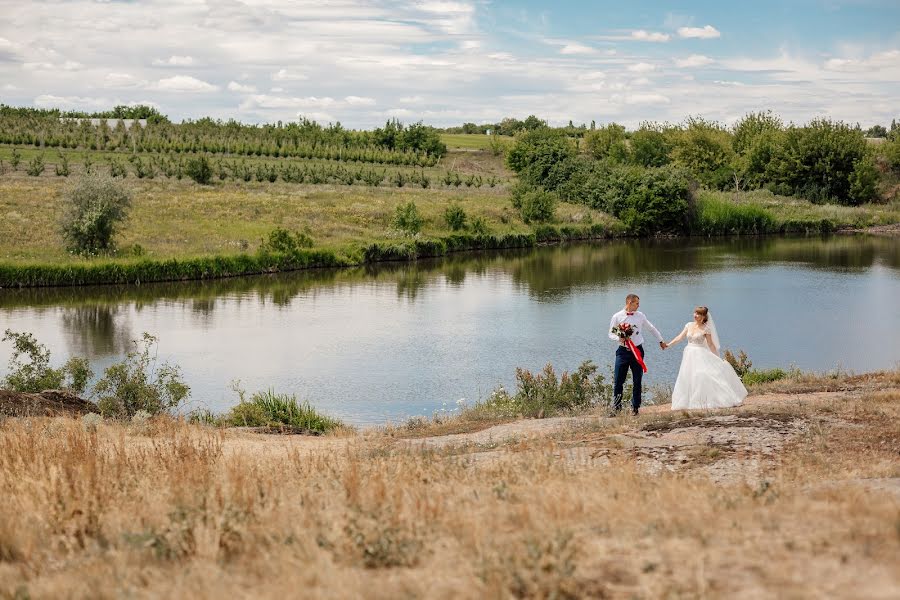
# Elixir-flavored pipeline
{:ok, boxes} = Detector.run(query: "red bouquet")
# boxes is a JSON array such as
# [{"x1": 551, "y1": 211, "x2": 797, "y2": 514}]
[{"x1": 611, "y1": 321, "x2": 647, "y2": 373}]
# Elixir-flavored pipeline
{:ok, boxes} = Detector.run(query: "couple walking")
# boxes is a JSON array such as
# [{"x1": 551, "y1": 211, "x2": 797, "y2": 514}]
[{"x1": 607, "y1": 293, "x2": 747, "y2": 415}]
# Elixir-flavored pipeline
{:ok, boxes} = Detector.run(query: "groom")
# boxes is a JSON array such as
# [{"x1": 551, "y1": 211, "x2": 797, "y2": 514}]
[{"x1": 608, "y1": 294, "x2": 666, "y2": 416}]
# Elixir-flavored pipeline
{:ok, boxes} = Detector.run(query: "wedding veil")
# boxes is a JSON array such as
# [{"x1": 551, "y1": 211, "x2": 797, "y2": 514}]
[{"x1": 706, "y1": 313, "x2": 721, "y2": 356}]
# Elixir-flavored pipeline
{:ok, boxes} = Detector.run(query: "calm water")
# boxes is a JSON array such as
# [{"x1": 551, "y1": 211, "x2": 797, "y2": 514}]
[{"x1": 1, "y1": 236, "x2": 898, "y2": 425}]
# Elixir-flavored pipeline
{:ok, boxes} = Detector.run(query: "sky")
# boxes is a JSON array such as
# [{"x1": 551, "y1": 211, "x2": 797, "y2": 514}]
[{"x1": 0, "y1": 0, "x2": 898, "y2": 129}]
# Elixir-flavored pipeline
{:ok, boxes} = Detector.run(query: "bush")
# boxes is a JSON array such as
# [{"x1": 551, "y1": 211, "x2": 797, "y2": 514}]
[
  {"x1": 94, "y1": 333, "x2": 189, "y2": 418},
  {"x1": 629, "y1": 123, "x2": 672, "y2": 168},
  {"x1": 26, "y1": 154, "x2": 44, "y2": 176},
  {"x1": 670, "y1": 118, "x2": 735, "y2": 189},
  {"x1": 743, "y1": 368, "x2": 788, "y2": 386},
  {"x1": 225, "y1": 389, "x2": 343, "y2": 433},
  {"x1": 1, "y1": 329, "x2": 93, "y2": 394},
  {"x1": 515, "y1": 188, "x2": 557, "y2": 224},
  {"x1": 443, "y1": 203, "x2": 467, "y2": 231},
  {"x1": 506, "y1": 129, "x2": 576, "y2": 188},
  {"x1": 769, "y1": 118, "x2": 869, "y2": 205},
  {"x1": 259, "y1": 227, "x2": 314, "y2": 255},
  {"x1": 724, "y1": 349, "x2": 752, "y2": 377},
  {"x1": 184, "y1": 155, "x2": 212, "y2": 184},
  {"x1": 694, "y1": 194, "x2": 776, "y2": 235},
  {"x1": 10, "y1": 148, "x2": 21, "y2": 170},
  {"x1": 392, "y1": 201, "x2": 423, "y2": 235},
  {"x1": 468, "y1": 361, "x2": 610, "y2": 419},
  {"x1": 607, "y1": 165, "x2": 694, "y2": 235},
  {"x1": 583, "y1": 123, "x2": 628, "y2": 162},
  {"x1": 55, "y1": 152, "x2": 70, "y2": 177},
  {"x1": 61, "y1": 173, "x2": 132, "y2": 254},
  {"x1": 849, "y1": 155, "x2": 879, "y2": 205}
]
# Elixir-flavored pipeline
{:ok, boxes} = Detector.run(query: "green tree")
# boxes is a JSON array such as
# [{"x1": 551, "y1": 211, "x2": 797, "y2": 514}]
[
  {"x1": 61, "y1": 173, "x2": 132, "y2": 254},
  {"x1": 670, "y1": 118, "x2": 735, "y2": 189},
  {"x1": 583, "y1": 123, "x2": 628, "y2": 162},
  {"x1": 2, "y1": 329, "x2": 92, "y2": 394},
  {"x1": 184, "y1": 155, "x2": 213, "y2": 184},
  {"x1": 506, "y1": 129, "x2": 576, "y2": 189},
  {"x1": 629, "y1": 123, "x2": 672, "y2": 168}
]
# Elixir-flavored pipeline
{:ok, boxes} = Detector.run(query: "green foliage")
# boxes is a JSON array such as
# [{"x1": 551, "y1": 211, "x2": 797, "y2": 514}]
[
  {"x1": 629, "y1": 123, "x2": 672, "y2": 168},
  {"x1": 61, "y1": 172, "x2": 132, "y2": 254},
  {"x1": 849, "y1": 155, "x2": 879, "y2": 205},
  {"x1": 604, "y1": 165, "x2": 694, "y2": 235},
  {"x1": 742, "y1": 368, "x2": 788, "y2": 386},
  {"x1": 866, "y1": 124, "x2": 888, "y2": 138},
  {"x1": 392, "y1": 201, "x2": 423, "y2": 235},
  {"x1": 768, "y1": 118, "x2": 869, "y2": 205},
  {"x1": 732, "y1": 111, "x2": 783, "y2": 154},
  {"x1": 1, "y1": 329, "x2": 94, "y2": 394},
  {"x1": 443, "y1": 203, "x2": 467, "y2": 231},
  {"x1": 108, "y1": 158, "x2": 128, "y2": 178},
  {"x1": 469, "y1": 215, "x2": 489, "y2": 236},
  {"x1": 506, "y1": 129, "x2": 577, "y2": 189},
  {"x1": 470, "y1": 361, "x2": 610, "y2": 419},
  {"x1": 94, "y1": 333, "x2": 189, "y2": 418},
  {"x1": 724, "y1": 349, "x2": 753, "y2": 377},
  {"x1": 10, "y1": 147, "x2": 21, "y2": 170},
  {"x1": 26, "y1": 153, "x2": 44, "y2": 176},
  {"x1": 259, "y1": 227, "x2": 314, "y2": 255},
  {"x1": 670, "y1": 118, "x2": 735, "y2": 189},
  {"x1": 55, "y1": 152, "x2": 70, "y2": 177},
  {"x1": 583, "y1": 123, "x2": 628, "y2": 162},
  {"x1": 513, "y1": 186, "x2": 557, "y2": 224},
  {"x1": 184, "y1": 155, "x2": 213, "y2": 184},
  {"x1": 882, "y1": 136, "x2": 900, "y2": 174},
  {"x1": 225, "y1": 389, "x2": 343, "y2": 433}
]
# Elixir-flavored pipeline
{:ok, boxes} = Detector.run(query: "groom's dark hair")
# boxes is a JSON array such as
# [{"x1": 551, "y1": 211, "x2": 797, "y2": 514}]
[{"x1": 625, "y1": 293, "x2": 639, "y2": 303}]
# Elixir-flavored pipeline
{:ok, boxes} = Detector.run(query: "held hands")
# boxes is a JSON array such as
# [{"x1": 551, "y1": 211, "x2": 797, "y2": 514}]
[{"x1": 659, "y1": 341, "x2": 668, "y2": 350}]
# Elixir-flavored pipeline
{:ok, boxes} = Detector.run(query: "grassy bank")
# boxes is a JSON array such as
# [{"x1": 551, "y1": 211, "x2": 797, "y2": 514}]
[{"x1": 1, "y1": 174, "x2": 897, "y2": 287}]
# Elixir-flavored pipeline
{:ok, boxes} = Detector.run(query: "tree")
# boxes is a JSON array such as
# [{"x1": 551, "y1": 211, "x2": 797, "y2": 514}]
[
  {"x1": 866, "y1": 124, "x2": 888, "y2": 138},
  {"x1": 670, "y1": 117, "x2": 735, "y2": 189},
  {"x1": 506, "y1": 129, "x2": 576, "y2": 189},
  {"x1": 61, "y1": 173, "x2": 132, "y2": 254},
  {"x1": 583, "y1": 123, "x2": 628, "y2": 162},
  {"x1": 629, "y1": 123, "x2": 672, "y2": 168},
  {"x1": 732, "y1": 111, "x2": 783, "y2": 154}
]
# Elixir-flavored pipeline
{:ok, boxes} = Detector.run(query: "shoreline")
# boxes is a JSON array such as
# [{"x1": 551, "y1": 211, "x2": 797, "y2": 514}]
[{"x1": 1, "y1": 220, "x2": 875, "y2": 289}]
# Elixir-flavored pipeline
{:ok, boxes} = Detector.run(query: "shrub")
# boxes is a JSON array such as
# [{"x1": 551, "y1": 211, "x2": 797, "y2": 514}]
[
  {"x1": 443, "y1": 203, "x2": 467, "y2": 231},
  {"x1": 1, "y1": 329, "x2": 93, "y2": 394},
  {"x1": 225, "y1": 389, "x2": 343, "y2": 433},
  {"x1": 260, "y1": 227, "x2": 314, "y2": 255},
  {"x1": 392, "y1": 201, "x2": 423, "y2": 235},
  {"x1": 61, "y1": 173, "x2": 132, "y2": 254},
  {"x1": 743, "y1": 368, "x2": 788, "y2": 386},
  {"x1": 670, "y1": 118, "x2": 735, "y2": 189},
  {"x1": 768, "y1": 118, "x2": 869, "y2": 205},
  {"x1": 94, "y1": 333, "x2": 189, "y2": 418},
  {"x1": 186, "y1": 156, "x2": 214, "y2": 184},
  {"x1": 55, "y1": 152, "x2": 70, "y2": 177},
  {"x1": 607, "y1": 165, "x2": 694, "y2": 235},
  {"x1": 724, "y1": 349, "x2": 752, "y2": 377},
  {"x1": 506, "y1": 129, "x2": 577, "y2": 188},
  {"x1": 629, "y1": 123, "x2": 673, "y2": 168},
  {"x1": 516, "y1": 188, "x2": 557, "y2": 224},
  {"x1": 26, "y1": 154, "x2": 45, "y2": 176},
  {"x1": 848, "y1": 155, "x2": 879, "y2": 205},
  {"x1": 468, "y1": 361, "x2": 610, "y2": 419},
  {"x1": 10, "y1": 148, "x2": 21, "y2": 170},
  {"x1": 469, "y1": 215, "x2": 489, "y2": 235},
  {"x1": 584, "y1": 123, "x2": 628, "y2": 162}
]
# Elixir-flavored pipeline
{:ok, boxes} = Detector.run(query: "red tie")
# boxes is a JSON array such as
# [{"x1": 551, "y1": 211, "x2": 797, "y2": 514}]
[{"x1": 626, "y1": 312, "x2": 634, "y2": 316}]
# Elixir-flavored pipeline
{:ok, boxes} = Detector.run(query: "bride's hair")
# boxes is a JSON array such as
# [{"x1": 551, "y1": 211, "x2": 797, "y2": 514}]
[{"x1": 694, "y1": 306, "x2": 709, "y2": 323}]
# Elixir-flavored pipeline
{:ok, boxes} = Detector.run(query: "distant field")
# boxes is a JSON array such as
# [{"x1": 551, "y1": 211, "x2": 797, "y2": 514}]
[{"x1": 440, "y1": 133, "x2": 514, "y2": 150}]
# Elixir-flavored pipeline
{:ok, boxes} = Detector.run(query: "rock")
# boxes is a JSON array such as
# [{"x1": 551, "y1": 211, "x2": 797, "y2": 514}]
[{"x1": 0, "y1": 389, "x2": 99, "y2": 417}]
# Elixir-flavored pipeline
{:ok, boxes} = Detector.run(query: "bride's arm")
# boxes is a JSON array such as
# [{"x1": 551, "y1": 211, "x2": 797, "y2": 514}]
[{"x1": 666, "y1": 325, "x2": 688, "y2": 348}]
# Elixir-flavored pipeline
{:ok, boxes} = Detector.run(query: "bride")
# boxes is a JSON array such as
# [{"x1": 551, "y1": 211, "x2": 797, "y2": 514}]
[{"x1": 665, "y1": 306, "x2": 747, "y2": 410}]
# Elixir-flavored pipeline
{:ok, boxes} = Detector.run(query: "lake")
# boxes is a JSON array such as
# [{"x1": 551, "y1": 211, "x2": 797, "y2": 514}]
[{"x1": 1, "y1": 235, "x2": 898, "y2": 425}]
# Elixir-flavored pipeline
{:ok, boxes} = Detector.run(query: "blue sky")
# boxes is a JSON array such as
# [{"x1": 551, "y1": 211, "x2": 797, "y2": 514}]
[{"x1": 0, "y1": 0, "x2": 897, "y2": 128}]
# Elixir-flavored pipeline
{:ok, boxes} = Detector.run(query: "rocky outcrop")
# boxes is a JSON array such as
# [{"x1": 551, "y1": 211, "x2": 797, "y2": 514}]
[{"x1": 0, "y1": 389, "x2": 99, "y2": 417}]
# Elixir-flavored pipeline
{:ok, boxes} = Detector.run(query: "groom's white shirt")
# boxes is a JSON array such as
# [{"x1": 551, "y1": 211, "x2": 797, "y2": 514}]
[{"x1": 608, "y1": 309, "x2": 663, "y2": 347}]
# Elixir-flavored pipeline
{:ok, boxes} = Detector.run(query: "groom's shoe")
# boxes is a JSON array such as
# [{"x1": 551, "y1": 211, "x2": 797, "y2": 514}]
[{"x1": 631, "y1": 408, "x2": 640, "y2": 416}]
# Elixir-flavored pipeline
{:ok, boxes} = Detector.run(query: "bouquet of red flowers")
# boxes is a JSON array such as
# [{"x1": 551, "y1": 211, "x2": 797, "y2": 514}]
[
  {"x1": 611, "y1": 322, "x2": 636, "y2": 340},
  {"x1": 611, "y1": 322, "x2": 647, "y2": 373}
]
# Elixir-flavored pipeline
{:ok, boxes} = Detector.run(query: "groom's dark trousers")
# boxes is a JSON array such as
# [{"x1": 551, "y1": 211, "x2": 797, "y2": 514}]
[{"x1": 613, "y1": 344, "x2": 644, "y2": 412}]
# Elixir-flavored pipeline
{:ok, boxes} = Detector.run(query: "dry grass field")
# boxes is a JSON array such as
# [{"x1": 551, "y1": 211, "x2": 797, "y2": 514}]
[{"x1": 1, "y1": 372, "x2": 898, "y2": 599}]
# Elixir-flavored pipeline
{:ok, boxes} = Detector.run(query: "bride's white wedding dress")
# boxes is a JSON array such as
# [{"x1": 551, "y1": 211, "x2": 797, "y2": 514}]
[{"x1": 671, "y1": 323, "x2": 747, "y2": 410}]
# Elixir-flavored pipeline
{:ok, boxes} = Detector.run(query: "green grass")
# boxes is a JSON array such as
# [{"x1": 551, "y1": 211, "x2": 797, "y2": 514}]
[
  {"x1": 440, "y1": 134, "x2": 514, "y2": 150},
  {"x1": 224, "y1": 389, "x2": 345, "y2": 434}
]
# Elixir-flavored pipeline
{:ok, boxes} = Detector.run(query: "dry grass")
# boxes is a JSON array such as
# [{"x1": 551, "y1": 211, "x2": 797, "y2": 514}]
[{"x1": 0, "y1": 386, "x2": 897, "y2": 599}]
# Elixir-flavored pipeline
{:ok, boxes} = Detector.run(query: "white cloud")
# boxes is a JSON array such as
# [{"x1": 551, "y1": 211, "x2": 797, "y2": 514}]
[
  {"x1": 824, "y1": 49, "x2": 900, "y2": 71},
  {"x1": 559, "y1": 42, "x2": 595, "y2": 55},
  {"x1": 152, "y1": 55, "x2": 194, "y2": 67},
  {"x1": 675, "y1": 54, "x2": 714, "y2": 68},
  {"x1": 155, "y1": 75, "x2": 218, "y2": 92},
  {"x1": 345, "y1": 95, "x2": 376, "y2": 106},
  {"x1": 626, "y1": 93, "x2": 670, "y2": 105},
  {"x1": 242, "y1": 95, "x2": 337, "y2": 110},
  {"x1": 630, "y1": 30, "x2": 671, "y2": 42},
  {"x1": 399, "y1": 95, "x2": 425, "y2": 104},
  {"x1": 678, "y1": 26, "x2": 721, "y2": 39},
  {"x1": 460, "y1": 40, "x2": 481, "y2": 50},
  {"x1": 627, "y1": 62, "x2": 656, "y2": 73},
  {"x1": 227, "y1": 81, "x2": 257, "y2": 93},
  {"x1": 23, "y1": 60, "x2": 83, "y2": 71},
  {"x1": 104, "y1": 73, "x2": 147, "y2": 89},
  {"x1": 34, "y1": 94, "x2": 108, "y2": 109},
  {"x1": 272, "y1": 68, "x2": 308, "y2": 81}
]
